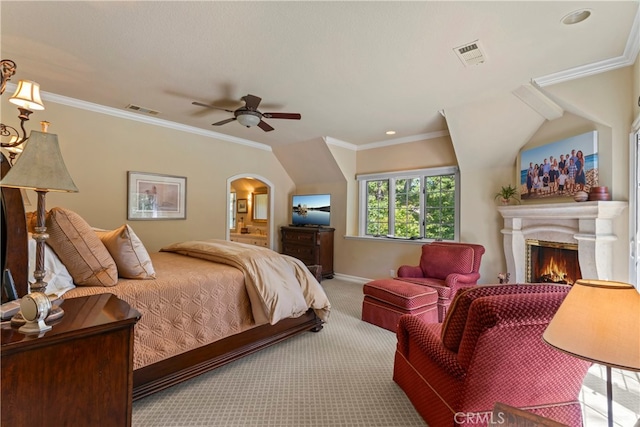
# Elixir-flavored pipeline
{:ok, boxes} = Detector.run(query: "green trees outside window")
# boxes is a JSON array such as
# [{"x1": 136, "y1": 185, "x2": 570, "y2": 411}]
[{"x1": 364, "y1": 171, "x2": 457, "y2": 240}]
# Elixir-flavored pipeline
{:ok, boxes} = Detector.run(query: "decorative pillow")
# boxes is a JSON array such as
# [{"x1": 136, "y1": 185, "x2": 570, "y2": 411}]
[
  {"x1": 420, "y1": 243, "x2": 475, "y2": 280},
  {"x1": 95, "y1": 225, "x2": 156, "y2": 279},
  {"x1": 27, "y1": 234, "x2": 76, "y2": 297},
  {"x1": 45, "y1": 207, "x2": 118, "y2": 287}
]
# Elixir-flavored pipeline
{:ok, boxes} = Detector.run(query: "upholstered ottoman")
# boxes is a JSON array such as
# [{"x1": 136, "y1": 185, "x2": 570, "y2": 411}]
[{"x1": 362, "y1": 279, "x2": 438, "y2": 332}]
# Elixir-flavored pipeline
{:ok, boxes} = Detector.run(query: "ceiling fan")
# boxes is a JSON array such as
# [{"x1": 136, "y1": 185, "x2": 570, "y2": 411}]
[{"x1": 192, "y1": 94, "x2": 301, "y2": 132}]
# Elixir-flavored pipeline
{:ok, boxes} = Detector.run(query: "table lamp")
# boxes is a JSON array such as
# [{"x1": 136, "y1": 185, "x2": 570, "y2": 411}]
[
  {"x1": 543, "y1": 279, "x2": 640, "y2": 427},
  {"x1": 0, "y1": 123, "x2": 78, "y2": 332}
]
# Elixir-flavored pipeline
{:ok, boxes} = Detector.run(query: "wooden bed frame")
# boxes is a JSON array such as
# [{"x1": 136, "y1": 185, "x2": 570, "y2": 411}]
[{"x1": 0, "y1": 152, "x2": 324, "y2": 401}]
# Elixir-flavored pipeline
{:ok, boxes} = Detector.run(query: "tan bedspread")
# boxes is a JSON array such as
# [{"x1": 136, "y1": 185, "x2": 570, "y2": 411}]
[
  {"x1": 63, "y1": 252, "x2": 254, "y2": 370},
  {"x1": 161, "y1": 239, "x2": 331, "y2": 325}
]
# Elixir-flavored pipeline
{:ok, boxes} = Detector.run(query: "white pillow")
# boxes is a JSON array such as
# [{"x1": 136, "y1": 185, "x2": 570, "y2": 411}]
[{"x1": 28, "y1": 234, "x2": 76, "y2": 297}]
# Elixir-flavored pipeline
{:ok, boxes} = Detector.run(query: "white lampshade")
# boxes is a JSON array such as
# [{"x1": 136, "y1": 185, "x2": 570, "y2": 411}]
[
  {"x1": 543, "y1": 279, "x2": 640, "y2": 371},
  {"x1": 10, "y1": 80, "x2": 45, "y2": 111},
  {"x1": 237, "y1": 113, "x2": 261, "y2": 127}
]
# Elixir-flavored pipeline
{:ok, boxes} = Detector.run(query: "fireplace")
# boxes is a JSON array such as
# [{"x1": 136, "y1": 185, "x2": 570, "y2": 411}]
[
  {"x1": 497, "y1": 201, "x2": 627, "y2": 283},
  {"x1": 526, "y1": 239, "x2": 581, "y2": 284}
]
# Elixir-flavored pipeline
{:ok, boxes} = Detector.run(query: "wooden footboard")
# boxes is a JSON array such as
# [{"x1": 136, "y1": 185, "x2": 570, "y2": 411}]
[{"x1": 133, "y1": 309, "x2": 323, "y2": 400}]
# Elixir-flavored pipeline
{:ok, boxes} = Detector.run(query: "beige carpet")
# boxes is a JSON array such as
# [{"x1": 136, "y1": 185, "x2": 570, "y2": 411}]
[{"x1": 132, "y1": 277, "x2": 427, "y2": 427}]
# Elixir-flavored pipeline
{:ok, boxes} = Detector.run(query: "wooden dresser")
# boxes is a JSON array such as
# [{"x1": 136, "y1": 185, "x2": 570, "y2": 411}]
[
  {"x1": 1, "y1": 294, "x2": 140, "y2": 427},
  {"x1": 281, "y1": 226, "x2": 334, "y2": 279}
]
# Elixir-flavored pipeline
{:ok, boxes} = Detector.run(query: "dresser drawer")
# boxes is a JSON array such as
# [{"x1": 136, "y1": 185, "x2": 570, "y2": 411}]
[
  {"x1": 282, "y1": 231, "x2": 317, "y2": 245},
  {"x1": 283, "y1": 244, "x2": 316, "y2": 262}
]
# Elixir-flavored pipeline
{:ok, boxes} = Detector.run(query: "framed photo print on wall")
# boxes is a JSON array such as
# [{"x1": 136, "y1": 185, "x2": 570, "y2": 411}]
[
  {"x1": 237, "y1": 199, "x2": 248, "y2": 213},
  {"x1": 519, "y1": 131, "x2": 598, "y2": 202},
  {"x1": 127, "y1": 171, "x2": 187, "y2": 220}
]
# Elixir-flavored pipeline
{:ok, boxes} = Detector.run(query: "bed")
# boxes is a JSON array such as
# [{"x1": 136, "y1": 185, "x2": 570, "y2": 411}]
[{"x1": 0, "y1": 152, "x2": 330, "y2": 401}]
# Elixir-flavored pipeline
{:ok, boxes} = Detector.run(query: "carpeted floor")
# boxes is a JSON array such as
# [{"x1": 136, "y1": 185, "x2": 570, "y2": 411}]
[{"x1": 132, "y1": 277, "x2": 427, "y2": 427}]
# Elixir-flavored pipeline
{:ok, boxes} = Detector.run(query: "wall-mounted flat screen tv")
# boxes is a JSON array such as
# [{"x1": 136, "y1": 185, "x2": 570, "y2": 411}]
[{"x1": 291, "y1": 194, "x2": 331, "y2": 226}]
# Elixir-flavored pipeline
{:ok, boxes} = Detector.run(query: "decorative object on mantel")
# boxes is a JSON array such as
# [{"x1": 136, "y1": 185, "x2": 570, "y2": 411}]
[
  {"x1": 0, "y1": 122, "x2": 79, "y2": 332},
  {"x1": 543, "y1": 279, "x2": 640, "y2": 427},
  {"x1": 573, "y1": 190, "x2": 588, "y2": 202},
  {"x1": 497, "y1": 272, "x2": 510, "y2": 284},
  {"x1": 494, "y1": 184, "x2": 520, "y2": 205},
  {"x1": 588, "y1": 186, "x2": 611, "y2": 201}
]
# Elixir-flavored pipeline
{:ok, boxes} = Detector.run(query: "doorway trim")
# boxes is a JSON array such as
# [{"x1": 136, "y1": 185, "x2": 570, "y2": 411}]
[
  {"x1": 630, "y1": 114, "x2": 640, "y2": 287},
  {"x1": 226, "y1": 173, "x2": 275, "y2": 249}
]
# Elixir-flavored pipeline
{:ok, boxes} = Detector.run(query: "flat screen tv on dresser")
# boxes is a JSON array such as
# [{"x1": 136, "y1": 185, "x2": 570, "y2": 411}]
[{"x1": 291, "y1": 194, "x2": 331, "y2": 227}]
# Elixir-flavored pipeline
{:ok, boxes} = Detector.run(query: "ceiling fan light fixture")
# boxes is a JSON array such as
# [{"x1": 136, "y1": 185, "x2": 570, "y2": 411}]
[{"x1": 237, "y1": 112, "x2": 261, "y2": 128}]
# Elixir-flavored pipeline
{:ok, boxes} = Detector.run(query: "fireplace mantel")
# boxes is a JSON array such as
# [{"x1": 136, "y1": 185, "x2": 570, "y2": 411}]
[{"x1": 497, "y1": 201, "x2": 627, "y2": 282}]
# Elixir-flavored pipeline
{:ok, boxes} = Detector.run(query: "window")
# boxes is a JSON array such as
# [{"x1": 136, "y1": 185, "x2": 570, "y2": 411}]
[{"x1": 358, "y1": 166, "x2": 459, "y2": 241}]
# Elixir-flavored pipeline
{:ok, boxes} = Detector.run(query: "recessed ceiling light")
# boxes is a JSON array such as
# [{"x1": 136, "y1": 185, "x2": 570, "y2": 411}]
[
  {"x1": 561, "y1": 9, "x2": 591, "y2": 25},
  {"x1": 386, "y1": 130, "x2": 396, "y2": 135}
]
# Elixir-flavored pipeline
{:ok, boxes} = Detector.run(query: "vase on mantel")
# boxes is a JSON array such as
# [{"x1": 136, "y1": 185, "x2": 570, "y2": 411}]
[{"x1": 574, "y1": 191, "x2": 589, "y2": 202}]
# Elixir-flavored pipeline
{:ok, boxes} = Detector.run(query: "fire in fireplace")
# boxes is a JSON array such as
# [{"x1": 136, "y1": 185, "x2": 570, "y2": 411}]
[{"x1": 526, "y1": 240, "x2": 581, "y2": 285}]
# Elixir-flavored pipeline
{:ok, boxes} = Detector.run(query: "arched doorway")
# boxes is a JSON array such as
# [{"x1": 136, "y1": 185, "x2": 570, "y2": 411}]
[{"x1": 226, "y1": 174, "x2": 274, "y2": 249}]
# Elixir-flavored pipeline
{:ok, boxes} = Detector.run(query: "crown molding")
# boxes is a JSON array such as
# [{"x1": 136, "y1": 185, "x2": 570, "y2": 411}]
[
  {"x1": 4, "y1": 83, "x2": 272, "y2": 152},
  {"x1": 324, "y1": 130, "x2": 450, "y2": 151},
  {"x1": 534, "y1": 6, "x2": 640, "y2": 87},
  {"x1": 323, "y1": 136, "x2": 358, "y2": 151}
]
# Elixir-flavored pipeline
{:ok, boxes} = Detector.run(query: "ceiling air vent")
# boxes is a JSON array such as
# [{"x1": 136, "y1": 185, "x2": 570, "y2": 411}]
[
  {"x1": 453, "y1": 40, "x2": 486, "y2": 67},
  {"x1": 125, "y1": 104, "x2": 160, "y2": 116}
]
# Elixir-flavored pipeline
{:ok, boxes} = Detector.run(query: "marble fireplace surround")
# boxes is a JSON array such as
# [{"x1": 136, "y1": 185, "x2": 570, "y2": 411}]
[{"x1": 497, "y1": 201, "x2": 627, "y2": 283}]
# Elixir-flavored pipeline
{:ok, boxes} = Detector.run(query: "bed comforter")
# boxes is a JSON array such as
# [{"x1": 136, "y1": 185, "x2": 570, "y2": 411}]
[{"x1": 161, "y1": 239, "x2": 331, "y2": 324}]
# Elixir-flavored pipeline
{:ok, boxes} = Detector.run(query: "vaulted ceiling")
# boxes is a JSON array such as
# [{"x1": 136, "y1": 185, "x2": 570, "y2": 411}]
[{"x1": 1, "y1": 1, "x2": 638, "y2": 150}]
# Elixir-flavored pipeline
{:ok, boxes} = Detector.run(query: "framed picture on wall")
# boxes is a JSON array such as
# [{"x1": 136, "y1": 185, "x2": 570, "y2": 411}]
[
  {"x1": 127, "y1": 171, "x2": 187, "y2": 220},
  {"x1": 519, "y1": 131, "x2": 598, "y2": 202},
  {"x1": 237, "y1": 199, "x2": 248, "y2": 213}
]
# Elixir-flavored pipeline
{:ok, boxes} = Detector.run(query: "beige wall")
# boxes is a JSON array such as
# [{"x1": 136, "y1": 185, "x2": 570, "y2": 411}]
[{"x1": 4, "y1": 99, "x2": 295, "y2": 252}]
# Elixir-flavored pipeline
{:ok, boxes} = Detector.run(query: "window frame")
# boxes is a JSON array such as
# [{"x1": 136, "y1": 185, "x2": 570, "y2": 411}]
[{"x1": 357, "y1": 166, "x2": 460, "y2": 241}]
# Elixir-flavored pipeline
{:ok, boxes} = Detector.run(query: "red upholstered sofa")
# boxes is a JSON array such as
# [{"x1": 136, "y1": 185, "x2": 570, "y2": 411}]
[
  {"x1": 393, "y1": 284, "x2": 591, "y2": 427},
  {"x1": 397, "y1": 242, "x2": 485, "y2": 321}
]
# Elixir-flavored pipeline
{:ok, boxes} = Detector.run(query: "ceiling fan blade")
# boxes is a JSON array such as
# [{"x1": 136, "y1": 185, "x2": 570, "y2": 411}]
[
  {"x1": 257, "y1": 120, "x2": 274, "y2": 132},
  {"x1": 242, "y1": 94, "x2": 262, "y2": 110},
  {"x1": 262, "y1": 112, "x2": 301, "y2": 120},
  {"x1": 192, "y1": 101, "x2": 235, "y2": 113},
  {"x1": 212, "y1": 117, "x2": 237, "y2": 126}
]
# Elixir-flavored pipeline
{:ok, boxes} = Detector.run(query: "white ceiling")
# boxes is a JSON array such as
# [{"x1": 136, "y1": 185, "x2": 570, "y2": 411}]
[{"x1": 1, "y1": 1, "x2": 638, "y2": 150}]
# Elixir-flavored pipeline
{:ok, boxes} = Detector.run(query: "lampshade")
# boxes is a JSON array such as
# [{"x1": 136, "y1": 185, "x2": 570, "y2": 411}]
[
  {"x1": 9, "y1": 80, "x2": 45, "y2": 111},
  {"x1": 0, "y1": 130, "x2": 78, "y2": 192},
  {"x1": 543, "y1": 279, "x2": 640, "y2": 371},
  {"x1": 237, "y1": 112, "x2": 261, "y2": 127}
]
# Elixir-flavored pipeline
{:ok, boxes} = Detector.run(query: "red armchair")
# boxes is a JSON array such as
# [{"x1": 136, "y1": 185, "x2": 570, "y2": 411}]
[
  {"x1": 393, "y1": 284, "x2": 592, "y2": 427},
  {"x1": 397, "y1": 242, "x2": 485, "y2": 321}
]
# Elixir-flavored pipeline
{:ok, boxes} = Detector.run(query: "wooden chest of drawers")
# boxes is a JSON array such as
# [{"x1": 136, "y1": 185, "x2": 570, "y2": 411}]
[{"x1": 281, "y1": 226, "x2": 334, "y2": 279}]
